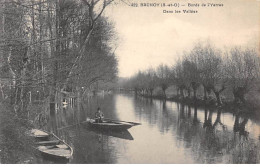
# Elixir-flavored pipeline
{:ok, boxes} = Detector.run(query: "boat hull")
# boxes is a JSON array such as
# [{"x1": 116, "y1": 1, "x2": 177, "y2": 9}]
[
  {"x1": 30, "y1": 129, "x2": 73, "y2": 161},
  {"x1": 37, "y1": 148, "x2": 71, "y2": 162},
  {"x1": 38, "y1": 149, "x2": 71, "y2": 162},
  {"x1": 86, "y1": 119, "x2": 133, "y2": 131}
]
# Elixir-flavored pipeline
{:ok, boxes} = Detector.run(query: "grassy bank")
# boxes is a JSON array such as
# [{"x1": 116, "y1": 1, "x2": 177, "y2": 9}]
[{"x1": 0, "y1": 101, "x2": 37, "y2": 163}]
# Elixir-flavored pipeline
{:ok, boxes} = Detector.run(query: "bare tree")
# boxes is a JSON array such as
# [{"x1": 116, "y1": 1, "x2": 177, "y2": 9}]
[
  {"x1": 145, "y1": 68, "x2": 158, "y2": 97},
  {"x1": 198, "y1": 42, "x2": 225, "y2": 105},
  {"x1": 224, "y1": 47, "x2": 259, "y2": 104},
  {"x1": 62, "y1": 0, "x2": 114, "y2": 90},
  {"x1": 0, "y1": 0, "x2": 118, "y2": 118},
  {"x1": 182, "y1": 46, "x2": 201, "y2": 101},
  {"x1": 173, "y1": 59, "x2": 186, "y2": 99},
  {"x1": 156, "y1": 64, "x2": 172, "y2": 98}
]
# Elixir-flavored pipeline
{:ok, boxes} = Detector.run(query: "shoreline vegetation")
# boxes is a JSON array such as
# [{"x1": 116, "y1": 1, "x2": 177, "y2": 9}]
[
  {"x1": 0, "y1": 101, "x2": 36, "y2": 164},
  {"x1": 136, "y1": 92, "x2": 259, "y2": 117},
  {"x1": 0, "y1": 0, "x2": 116, "y2": 163},
  {"x1": 119, "y1": 41, "x2": 260, "y2": 117}
]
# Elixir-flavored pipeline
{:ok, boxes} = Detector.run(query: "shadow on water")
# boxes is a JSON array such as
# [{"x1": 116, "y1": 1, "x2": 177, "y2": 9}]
[
  {"x1": 132, "y1": 94, "x2": 260, "y2": 163},
  {"x1": 82, "y1": 124, "x2": 134, "y2": 141},
  {"x1": 170, "y1": 103, "x2": 258, "y2": 163},
  {"x1": 233, "y1": 112, "x2": 249, "y2": 138}
]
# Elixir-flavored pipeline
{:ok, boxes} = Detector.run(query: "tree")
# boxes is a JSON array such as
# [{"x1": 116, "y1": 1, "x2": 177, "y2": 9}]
[
  {"x1": 224, "y1": 47, "x2": 259, "y2": 104},
  {"x1": 186, "y1": 44, "x2": 202, "y2": 100},
  {"x1": 198, "y1": 42, "x2": 225, "y2": 105},
  {"x1": 156, "y1": 64, "x2": 172, "y2": 98},
  {"x1": 69, "y1": 16, "x2": 118, "y2": 92},
  {"x1": 174, "y1": 59, "x2": 186, "y2": 99},
  {"x1": 0, "y1": 0, "x2": 30, "y2": 115},
  {"x1": 145, "y1": 68, "x2": 158, "y2": 97},
  {"x1": 0, "y1": 0, "x2": 118, "y2": 118},
  {"x1": 62, "y1": 0, "x2": 114, "y2": 91}
]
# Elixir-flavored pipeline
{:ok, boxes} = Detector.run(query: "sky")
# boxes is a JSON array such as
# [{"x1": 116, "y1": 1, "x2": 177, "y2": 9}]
[{"x1": 103, "y1": 0, "x2": 260, "y2": 78}]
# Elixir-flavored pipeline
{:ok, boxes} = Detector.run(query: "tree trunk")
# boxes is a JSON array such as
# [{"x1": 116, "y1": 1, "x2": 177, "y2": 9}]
[
  {"x1": 213, "y1": 91, "x2": 222, "y2": 106},
  {"x1": 62, "y1": 28, "x2": 94, "y2": 91},
  {"x1": 48, "y1": 0, "x2": 60, "y2": 114},
  {"x1": 180, "y1": 88, "x2": 184, "y2": 99},
  {"x1": 47, "y1": 0, "x2": 57, "y2": 106},
  {"x1": 7, "y1": 49, "x2": 17, "y2": 105},
  {"x1": 233, "y1": 87, "x2": 246, "y2": 104},
  {"x1": 213, "y1": 109, "x2": 222, "y2": 128},
  {"x1": 203, "y1": 85, "x2": 208, "y2": 101},
  {"x1": 187, "y1": 89, "x2": 191, "y2": 98},
  {"x1": 193, "y1": 89, "x2": 197, "y2": 100},
  {"x1": 211, "y1": 85, "x2": 225, "y2": 106},
  {"x1": 149, "y1": 89, "x2": 153, "y2": 97},
  {"x1": 0, "y1": 0, "x2": 5, "y2": 101},
  {"x1": 0, "y1": 84, "x2": 4, "y2": 100},
  {"x1": 162, "y1": 88, "x2": 166, "y2": 99}
]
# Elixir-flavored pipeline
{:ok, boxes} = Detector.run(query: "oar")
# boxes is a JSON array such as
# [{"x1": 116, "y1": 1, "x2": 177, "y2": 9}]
[{"x1": 104, "y1": 118, "x2": 141, "y2": 126}]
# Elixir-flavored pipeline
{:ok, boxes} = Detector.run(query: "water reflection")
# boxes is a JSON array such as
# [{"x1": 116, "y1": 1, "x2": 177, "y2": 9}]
[
  {"x1": 43, "y1": 94, "x2": 260, "y2": 164},
  {"x1": 83, "y1": 126, "x2": 134, "y2": 141},
  {"x1": 233, "y1": 113, "x2": 249, "y2": 137}
]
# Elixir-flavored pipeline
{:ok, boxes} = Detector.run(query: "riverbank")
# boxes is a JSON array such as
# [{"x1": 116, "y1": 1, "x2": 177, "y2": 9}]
[
  {"x1": 138, "y1": 93, "x2": 260, "y2": 118},
  {"x1": 0, "y1": 102, "x2": 37, "y2": 163}
]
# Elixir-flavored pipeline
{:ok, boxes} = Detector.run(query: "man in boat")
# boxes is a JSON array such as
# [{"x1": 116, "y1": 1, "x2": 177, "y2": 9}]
[{"x1": 95, "y1": 107, "x2": 104, "y2": 123}]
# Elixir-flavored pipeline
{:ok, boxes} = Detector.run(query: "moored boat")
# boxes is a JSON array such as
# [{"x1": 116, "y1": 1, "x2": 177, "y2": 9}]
[
  {"x1": 30, "y1": 129, "x2": 50, "y2": 139},
  {"x1": 30, "y1": 129, "x2": 73, "y2": 161}
]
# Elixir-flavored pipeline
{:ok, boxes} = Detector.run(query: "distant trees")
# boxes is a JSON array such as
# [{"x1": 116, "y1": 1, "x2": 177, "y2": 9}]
[
  {"x1": 124, "y1": 66, "x2": 171, "y2": 98},
  {"x1": 123, "y1": 41, "x2": 260, "y2": 107}
]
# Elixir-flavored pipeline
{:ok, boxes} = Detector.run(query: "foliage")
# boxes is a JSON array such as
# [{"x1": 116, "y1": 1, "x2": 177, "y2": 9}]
[
  {"x1": 0, "y1": 0, "x2": 118, "y2": 115},
  {"x1": 123, "y1": 41, "x2": 260, "y2": 106}
]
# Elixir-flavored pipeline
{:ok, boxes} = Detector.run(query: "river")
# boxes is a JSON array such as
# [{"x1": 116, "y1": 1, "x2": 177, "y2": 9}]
[{"x1": 41, "y1": 93, "x2": 260, "y2": 164}]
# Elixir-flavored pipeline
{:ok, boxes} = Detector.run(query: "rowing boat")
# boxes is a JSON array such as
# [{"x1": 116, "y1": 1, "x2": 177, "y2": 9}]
[
  {"x1": 84, "y1": 125, "x2": 134, "y2": 140},
  {"x1": 85, "y1": 118, "x2": 136, "y2": 131},
  {"x1": 30, "y1": 129, "x2": 50, "y2": 139},
  {"x1": 30, "y1": 129, "x2": 73, "y2": 161}
]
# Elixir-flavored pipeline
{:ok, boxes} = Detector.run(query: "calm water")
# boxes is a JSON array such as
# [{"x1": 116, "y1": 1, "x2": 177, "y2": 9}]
[{"x1": 43, "y1": 94, "x2": 260, "y2": 164}]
